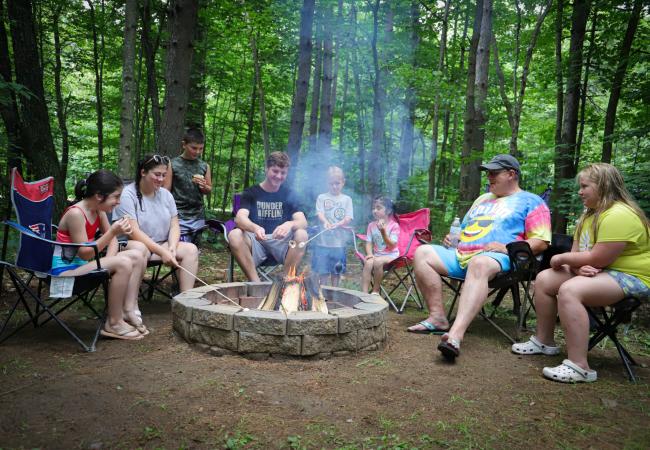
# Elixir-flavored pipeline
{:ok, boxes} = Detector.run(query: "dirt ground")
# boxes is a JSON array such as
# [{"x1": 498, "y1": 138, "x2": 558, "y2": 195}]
[{"x1": 1, "y1": 248, "x2": 649, "y2": 449}]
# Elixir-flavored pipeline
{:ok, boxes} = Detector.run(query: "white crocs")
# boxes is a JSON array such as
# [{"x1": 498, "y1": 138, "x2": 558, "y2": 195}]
[
  {"x1": 543, "y1": 359, "x2": 597, "y2": 383},
  {"x1": 511, "y1": 336, "x2": 561, "y2": 356}
]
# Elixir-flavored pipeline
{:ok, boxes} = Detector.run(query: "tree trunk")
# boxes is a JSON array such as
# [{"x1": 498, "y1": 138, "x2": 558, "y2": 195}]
[
  {"x1": 244, "y1": 73, "x2": 257, "y2": 189},
  {"x1": 368, "y1": 0, "x2": 384, "y2": 200},
  {"x1": 7, "y1": 0, "x2": 64, "y2": 214},
  {"x1": 140, "y1": 0, "x2": 164, "y2": 150},
  {"x1": 553, "y1": 0, "x2": 564, "y2": 165},
  {"x1": 576, "y1": 7, "x2": 597, "y2": 165},
  {"x1": 118, "y1": 0, "x2": 137, "y2": 178},
  {"x1": 459, "y1": 0, "x2": 487, "y2": 216},
  {"x1": 52, "y1": 7, "x2": 70, "y2": 180},
  {"x1": 86, "y1": 0, "x2": 104, "y2": 166},
  {"x1": 185, "y1": 0, "x2": 208, "y2": 130},
  {"x1": 317, "y1": 3, "x2": 334, "y2": 156},
  {"x1": 286, "y1": 0, "x2": 315, "y2": 169},
  {"x1": 397, "y1": 0, "x2": 419, "y2": 202},
  {"x1": 158, "y1": 0, "x2": 199, "y2": 157},
  {"x1": 552, "y1": 0, "x2": 589, "y2": 234},
  {"x1": 221, "y1": 92, "x2": 240, "y2": 213},
  {"x1": 0, "y1": 0, "x2": 24, "y2": 174},
  {"x1": 338, "y1": 53, "x2": 349, "y2": 153},
  {"x1": 602, "y1": 0, "x2": 642, "y2": 163},
  {"x1": 428, "y1": 0, "x2": 450, "y2": 204},
  {"x1": 308, "y1": 15, "x2": 322, "y2": 155},
  {"x1": 250, "y1": 32, "x2": 270, "y2": 160}
]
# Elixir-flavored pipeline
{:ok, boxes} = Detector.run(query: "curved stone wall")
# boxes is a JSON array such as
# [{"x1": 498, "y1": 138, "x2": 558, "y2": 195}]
[{"x1": 171, "y1": 282, "x2": 388, "y2": 357}]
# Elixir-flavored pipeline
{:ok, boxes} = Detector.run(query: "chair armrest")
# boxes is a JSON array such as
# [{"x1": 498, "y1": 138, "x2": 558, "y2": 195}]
[
  {"x1": 205, "y1": 219, "x2": 231, "y2": 244},
  {"x1": 5, "y1": 220, "x2": 103, "y2": 269},
  {"x1": 505, "y1": 241, "x2": 537, "y2": 277},
  {"x1": 415, "y1": 229, "x2": 432, "y2": 244}
]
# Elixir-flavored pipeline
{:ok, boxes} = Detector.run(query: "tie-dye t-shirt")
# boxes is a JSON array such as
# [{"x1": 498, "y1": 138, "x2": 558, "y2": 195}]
[
  {"x1": 456, "y1": 191, "x2": 551, "y2": 268},
  {"x1": 366, "y1": 219, "x2": 400, "y2": 259}
]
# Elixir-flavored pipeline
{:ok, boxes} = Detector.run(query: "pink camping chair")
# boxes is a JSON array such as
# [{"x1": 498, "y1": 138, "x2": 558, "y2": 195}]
[{"x1": 351, "y1": 208, "x2": 430, "y2": 313}]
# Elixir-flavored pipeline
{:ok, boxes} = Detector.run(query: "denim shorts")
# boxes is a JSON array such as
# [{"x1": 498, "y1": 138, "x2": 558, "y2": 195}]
[
  {"x1": 311, "y1": 246, "x2": 347, "y2": 275},
  {"x1": 605, "y1": 269, "x2": 650, "y2": 301},
  {"x1": 431, "y1": 244, "x2": 511, "y2": 278}
]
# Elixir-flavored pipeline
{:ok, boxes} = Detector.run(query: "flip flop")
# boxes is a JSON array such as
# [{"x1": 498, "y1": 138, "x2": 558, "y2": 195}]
[
  {"x1": 407, "y1": 320, "x2": 449, "y2": 335},
  {"x1": 125, "y1": 318, "x2": 150, "y2": 336},
  {"x1": 100, "y1": 324, "x2": 143, "y2": 341},
  {"x1": 437, "y1": 333, "x2": 460, "y2": 362}
]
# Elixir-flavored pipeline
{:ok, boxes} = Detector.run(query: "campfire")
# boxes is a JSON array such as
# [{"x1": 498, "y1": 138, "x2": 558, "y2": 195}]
[{"x1": 257, "y1": 267, "x2": 328, "y2": 314}]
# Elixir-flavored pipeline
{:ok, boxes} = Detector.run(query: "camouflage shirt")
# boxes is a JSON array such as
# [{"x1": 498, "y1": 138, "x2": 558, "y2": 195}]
[{"x1": 170, "y1": 156, "x2": 208, "y2": 220}]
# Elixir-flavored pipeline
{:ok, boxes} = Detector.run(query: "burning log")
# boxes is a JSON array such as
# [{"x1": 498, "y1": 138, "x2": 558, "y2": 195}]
[{"x1": 257, "y1": 267, "x2": 328, "y2": 314}]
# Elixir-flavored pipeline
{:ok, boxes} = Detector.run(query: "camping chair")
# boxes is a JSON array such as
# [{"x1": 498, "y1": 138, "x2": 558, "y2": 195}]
[
  {"x1": 206, "y1": 193, "x2": 281, "y2": 282},
  {"x1": 437, "y1": 240, "x2": 539, "y2": 343},
  {"x1": 351, "y1": 208, "x2": 430, "y2": 313},
  {"x1": 544, "y1": 233, "x2": 641, "y2": 382},
  {"x1": 0, "y1": 168, "x2": 109, "y2": 352}
]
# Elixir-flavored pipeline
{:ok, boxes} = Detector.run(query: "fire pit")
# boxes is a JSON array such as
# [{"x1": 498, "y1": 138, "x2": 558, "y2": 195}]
[{"x1": 171, "y1": 280, "x2": 388, "y2": 358}]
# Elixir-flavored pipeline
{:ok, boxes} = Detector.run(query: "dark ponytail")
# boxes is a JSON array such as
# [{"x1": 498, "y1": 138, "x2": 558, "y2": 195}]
[
  {"x1": 373, "y1": 195, "x2": 399, "y2": 223},
  {"x1": 74, "y1": 170, "x2": 123, "y2": 202}
]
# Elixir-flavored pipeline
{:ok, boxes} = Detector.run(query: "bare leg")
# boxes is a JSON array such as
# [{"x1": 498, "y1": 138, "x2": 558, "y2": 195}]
[
  {"x1": 60, "y1": 255, "x2": 134, "y2": 330},
  {"x1": 532, "y1": 266, "x2": 574, "y2": 345},
  {"x1": 123, "y1": 241, "x2": 148, "y2": 317},
  {"x1": 446, "y1": 256, "x2": 501, "y2": 343},
  {"x1": 174, "y1": 241, "x2": 199, "y2": 291},
  {"x1": 361, "y1": 259, "x2": 373, "y2": 292},
  {"x1": 370, "y1": 256, "x2": 394, "y2": 294},
  {"x1": 227, "y1": 229, "x2": 259, "y2": 281},
  {"x1": 408, "y1": 246, "x2": 450, "y2": 330},
  {"x1": 330, "y1": 274, "x2": 341, "y2": 287},
  {"x1": 284, "y1": 229, "x2": 307, "y2": 273},
  {"x1": 556, "y1": 273, "x2": 624, "y2": 370}
]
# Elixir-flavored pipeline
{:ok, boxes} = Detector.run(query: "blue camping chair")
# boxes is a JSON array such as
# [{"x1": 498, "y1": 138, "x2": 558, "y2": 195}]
[{"x1": 0, "y1": 168, "x2": 109, "y2": 352}]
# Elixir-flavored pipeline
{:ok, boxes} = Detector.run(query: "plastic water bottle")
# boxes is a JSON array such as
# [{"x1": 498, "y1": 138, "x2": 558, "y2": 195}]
[{"x1": 449, "y1": 217, "x2": 461, "y2": 248}]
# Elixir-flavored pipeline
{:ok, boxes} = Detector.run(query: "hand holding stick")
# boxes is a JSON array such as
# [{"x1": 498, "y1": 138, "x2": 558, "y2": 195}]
[{"x1": 288, "y1": 225, "x2": 337, "y2": 249}]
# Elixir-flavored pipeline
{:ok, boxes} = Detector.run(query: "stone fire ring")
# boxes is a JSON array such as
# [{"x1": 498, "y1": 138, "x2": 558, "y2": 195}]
[{"x1": 171, "y1": 282, "x2": 388, "y2": 358}]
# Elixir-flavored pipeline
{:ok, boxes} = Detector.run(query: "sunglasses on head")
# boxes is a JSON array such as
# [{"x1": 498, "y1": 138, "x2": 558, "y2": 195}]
[{"x1": 145, "y1": 154, "x2": 170, "y2": 166}]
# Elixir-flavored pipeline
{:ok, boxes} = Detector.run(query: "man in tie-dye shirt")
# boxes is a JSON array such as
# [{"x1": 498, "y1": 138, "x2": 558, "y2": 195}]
[{"x1": 408, "y1": 154, "x2": 551, "y2": 362}]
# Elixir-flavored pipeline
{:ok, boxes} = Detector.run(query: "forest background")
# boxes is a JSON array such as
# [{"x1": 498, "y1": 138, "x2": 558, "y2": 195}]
[{"x1": 0, "y1": 0, "x2": 648, "y2": 235}]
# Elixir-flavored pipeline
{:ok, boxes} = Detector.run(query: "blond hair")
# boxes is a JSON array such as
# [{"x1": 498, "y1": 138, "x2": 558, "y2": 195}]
[
  {"x1": 327, "y1": 166, "x2": 345, "y2": 180},
  {"x1": 575, "y1": 163, "x2": 650, "y2": 242}
]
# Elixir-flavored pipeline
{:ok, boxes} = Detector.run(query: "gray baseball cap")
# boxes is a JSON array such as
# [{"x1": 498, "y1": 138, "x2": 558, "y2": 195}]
[{"x1": 480, "y1": 154, "x2": 520, "y2": 172}]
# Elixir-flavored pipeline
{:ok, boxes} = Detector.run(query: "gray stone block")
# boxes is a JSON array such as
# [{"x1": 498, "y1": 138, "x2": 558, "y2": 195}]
[
  {"x1": 171, "y1": 297, "x2": 211, "y2": 321},
  {"x1": 192, "y1": 304, "x2": 240, "y2": 330},
  {"x1": 238, "y1": 332, "x2": 301, "y2": 355},
  {"x1": 172, "y1": 313, "x2": 191, "y2": 340},
  {"x1": 330, "y1": 308, "x2": 380, "y2": 332},
  {"x1": 286, "y1": 312, "x2": 338, "y2": 335},
  {"x1": 357, "y1": 325, "x2": 386, "y2": 349},
  {"x1": 246, "y1": 282, "x2": 272, "y2": 297},
  {"x1": 203, "y1": 283, "x2": 247, "y2": 304},
  {"x1": 322, "y1": 287, "x2": 360, "y2": 307},
  {"x1": 189, "y1": 323, "x2": 239, "y2": 351},
  {"x1": 209, "y1": 346, "x2": 237, "y2": 357},
  {"x1": 234, "y1": 310, "x2": 287, "y2": 335},
  {"x1": 301, "y1": 332, "x2": 357, "y2": 355},
  {"x1": 173, "y1": 290, "x2": 208, "y2": 300}
]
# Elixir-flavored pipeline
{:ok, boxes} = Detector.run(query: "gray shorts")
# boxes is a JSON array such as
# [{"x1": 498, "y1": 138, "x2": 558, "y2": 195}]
[{"x1": 246, "y1": 231, "x2": 293, "y2": 267}]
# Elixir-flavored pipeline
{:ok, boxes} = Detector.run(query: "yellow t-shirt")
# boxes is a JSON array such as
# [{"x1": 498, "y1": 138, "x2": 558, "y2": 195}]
[{"x1": 576, "y1": 202, "x2": 650, "y2": 288}]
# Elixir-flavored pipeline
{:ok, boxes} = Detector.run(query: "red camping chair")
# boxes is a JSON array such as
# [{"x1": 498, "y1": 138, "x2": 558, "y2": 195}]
[
  {"x1": 0, "y1": 168, "x2": 109, "y2": 352},
  {"x1": 351, "y1": 208, "x2": 430, "y2": 313}
]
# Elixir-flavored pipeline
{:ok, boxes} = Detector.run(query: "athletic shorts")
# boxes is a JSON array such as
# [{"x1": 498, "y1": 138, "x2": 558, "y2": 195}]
[
  {"x1": 311, "y1": 246, "x2": 347, "y2": 275},
  {"x1": 605, "y1": 269, "x2": 650, "y2": 301},
  {"x1": 246, "y1": 231, "x2": 294, "y2": 267},
  {"x1": 431, "y1": 244, "x2": 511, "y2": 278}
]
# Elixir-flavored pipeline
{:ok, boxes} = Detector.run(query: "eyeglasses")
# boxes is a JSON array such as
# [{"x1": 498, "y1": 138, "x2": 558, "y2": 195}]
[{"x1": 145, "y1": 155, "x2": 170, "y2": 166}]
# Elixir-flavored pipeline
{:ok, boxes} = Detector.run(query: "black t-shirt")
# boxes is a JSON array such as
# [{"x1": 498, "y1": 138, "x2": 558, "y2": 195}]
[{"x1": 239, "y1": 184, "x2": 300, "y2": 234}]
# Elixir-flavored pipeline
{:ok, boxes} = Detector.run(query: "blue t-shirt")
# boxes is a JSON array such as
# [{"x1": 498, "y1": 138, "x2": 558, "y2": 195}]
[{"x1": 239, "y1": 185, "x2": 300, "y2": 234}]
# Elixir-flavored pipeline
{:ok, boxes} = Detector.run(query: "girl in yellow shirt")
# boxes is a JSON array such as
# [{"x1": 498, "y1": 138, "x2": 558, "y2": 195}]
[{"x1": 512, "y1": 163, "x2": 650, "y2": 383}]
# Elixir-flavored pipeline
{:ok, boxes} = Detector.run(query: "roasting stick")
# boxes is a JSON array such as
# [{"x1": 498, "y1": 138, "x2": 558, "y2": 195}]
[
  {"x1": 175, "y1": 265, "x2": 249, "y2": 310},
  {"x1": 288, "y1": 225, "x2": 336, "y2": 249}
]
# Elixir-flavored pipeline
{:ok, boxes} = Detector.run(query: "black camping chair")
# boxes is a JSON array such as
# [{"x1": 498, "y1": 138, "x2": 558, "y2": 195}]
[
  {"x1": 441, "y1": 241, "x2": 539, "y2": 343},
  {"x1": 0, "y1": 168, "x2": 109, "y2": 352},
  {"x1": 546, "y1": 233, "x2": 641, "y2": 382}
]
